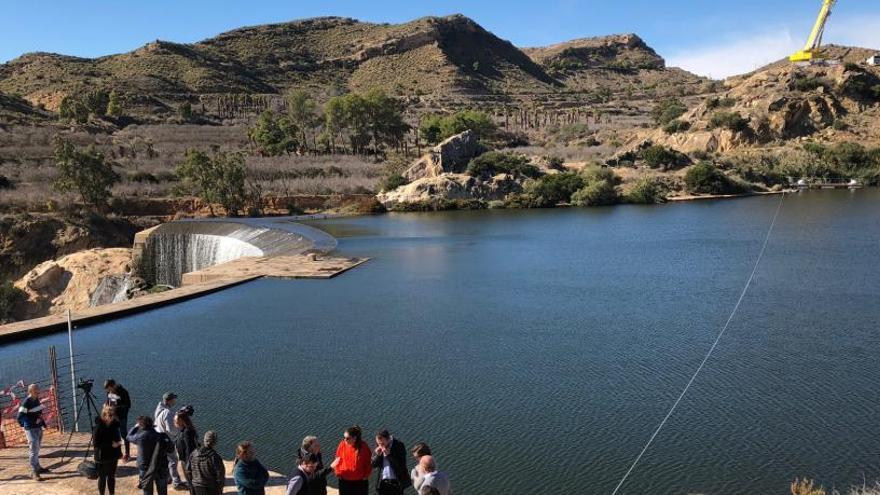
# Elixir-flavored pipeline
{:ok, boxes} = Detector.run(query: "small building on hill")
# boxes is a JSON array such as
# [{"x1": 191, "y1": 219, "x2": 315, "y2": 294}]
[{"x1": 867, "y1": 55, "x2": 880, "y2": 66}]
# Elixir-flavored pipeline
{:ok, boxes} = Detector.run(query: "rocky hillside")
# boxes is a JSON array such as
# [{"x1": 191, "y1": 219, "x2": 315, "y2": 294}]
[
  {"x1": 629, "y1": 60, "x2": 880, "y2": 155},
  {"x1": 0, "y1": 15, "x2": 707, "y2": 118}
]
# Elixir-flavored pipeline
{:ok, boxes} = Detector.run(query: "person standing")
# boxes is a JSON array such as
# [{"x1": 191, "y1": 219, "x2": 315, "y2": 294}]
[
  {"x1": 371, "y1": 430, "x2": 410, "y2": 495},
  {"x1": 299, "y1": 436, "x2": 333, "y2": 495},
  {"x1": 409, "y1": 443, "x2": 431, "y2": 490},
  {"x1": 127, "y1": 416, "x2": 173, "y2": 495},
  {"x1": 155, "y1": 392, "x2": 186, "y2": 490},
  {"x1": 286, "y1": 453, "x2": 319, "y2": 495},
  {"x1": 104, "y1": 379, "x2": 132, "y2": 462},
  {"x1": 173, "y1": 411, "x2": 199, "y2": 490},
  {"x1": 17, "y1": 383, "x2": 48, "y2": 480},
  {"x1": 233, "y1": 441, "x2": 269, "y2": 495},
  {"x1": 414, "y1": 456, "x2": 450, "y2": 495},
  {"x1": 93, "y1": 404, "x2": 123, "y2": 495},
  {"x1": 186, "y1": 431, "x2": 225, "y2": 495},
  {"x1": 331, "y1": 426, "x2": 371, "y2": 495}
]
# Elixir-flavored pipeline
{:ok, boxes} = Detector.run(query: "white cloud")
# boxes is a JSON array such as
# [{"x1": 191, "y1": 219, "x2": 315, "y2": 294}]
[
  {"x1": 666, "y1": 29, "x2": 801, "y2": 79},
  {"x1": 666, "y1": 15, "x2": 880, "y2": 80}
]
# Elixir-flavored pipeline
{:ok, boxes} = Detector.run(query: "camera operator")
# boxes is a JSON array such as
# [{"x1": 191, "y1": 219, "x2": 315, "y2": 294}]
[{"x1": 104, "y1": 379, "x2": 132, "y2": 462}]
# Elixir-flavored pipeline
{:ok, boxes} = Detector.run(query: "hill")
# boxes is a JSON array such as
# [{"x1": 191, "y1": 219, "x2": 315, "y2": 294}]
[{"x1": 0, "y1": 15, "x2": 707, "y2": 119}]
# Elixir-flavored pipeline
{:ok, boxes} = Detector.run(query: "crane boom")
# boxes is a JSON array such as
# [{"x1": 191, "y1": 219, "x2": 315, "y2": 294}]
[{"x1": 789, "y1": 0, "x2": 837, "y2": 63}]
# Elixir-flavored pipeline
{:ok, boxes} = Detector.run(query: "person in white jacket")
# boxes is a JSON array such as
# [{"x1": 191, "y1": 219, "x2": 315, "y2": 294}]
[
  {"x1": 414, "y1": 456, "x2": 451, "y2": 495},
  {"x1": 154, "y1": 392, "x2": 186, "y2": 490}
]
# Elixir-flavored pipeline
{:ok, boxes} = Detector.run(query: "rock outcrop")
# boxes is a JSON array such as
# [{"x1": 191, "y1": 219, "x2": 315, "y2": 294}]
[
  {"x1": 13, "y1": 248, "x2": 133, "y2": 319},
  {"x1": 378, "y1": 173, "x2": 523, "y2": 209},
  {"x1": 403, "y1": 130, "x2": 483, "y2": 181}
]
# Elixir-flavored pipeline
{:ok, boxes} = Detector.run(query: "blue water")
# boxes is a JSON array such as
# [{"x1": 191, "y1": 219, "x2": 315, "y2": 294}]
[{"x1": 1, "y1": 190, "x2": 878, "y2": 494}]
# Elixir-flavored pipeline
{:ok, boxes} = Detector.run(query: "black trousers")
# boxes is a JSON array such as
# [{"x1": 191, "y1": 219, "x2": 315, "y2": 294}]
[
  {"x1": 377, "y1": 479, "x2": 404, "y2": 495},
  {"x1": 97, "y1": 460, "x2": 118, "y2": 495},
  {"x1": 338, "y1": 478, "x2": 369, "y2": 495}
]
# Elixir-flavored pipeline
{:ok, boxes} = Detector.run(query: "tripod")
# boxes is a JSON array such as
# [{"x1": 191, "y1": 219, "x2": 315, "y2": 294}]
[{"x1": 60, "y1": 381, "x2": 102, "y2": 464}]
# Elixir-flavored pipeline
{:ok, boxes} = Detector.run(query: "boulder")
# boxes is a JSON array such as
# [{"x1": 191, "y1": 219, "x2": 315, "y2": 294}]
[
  {"x1": 403, "y1": 130, "x2": 482, "y2": 181},
  {"x1": 377, "y1": 173, "x2": 524, "y2": 209}
]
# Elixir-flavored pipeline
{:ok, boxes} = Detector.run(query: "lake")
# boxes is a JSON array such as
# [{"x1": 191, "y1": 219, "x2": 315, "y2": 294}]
[{"x1": 1, "y1": 189, "x2": 878, "y2": 494}]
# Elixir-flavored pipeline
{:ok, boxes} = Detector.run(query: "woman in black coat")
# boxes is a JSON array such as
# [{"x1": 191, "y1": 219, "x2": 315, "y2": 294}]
[
  {"x1": 93, "y1": 404, "x2": 122, "y2": 495},
  {"x1": 174, "y1": 411, "x2": 199, "y2": 482}
]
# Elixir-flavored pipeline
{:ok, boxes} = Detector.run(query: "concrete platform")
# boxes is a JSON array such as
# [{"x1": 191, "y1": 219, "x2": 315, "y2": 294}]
[
  {"x1": 181, "y1": 255, "x2": 368, "y2": 285},
  {"x1": 0, "y1": 432, "x2": 337, "y2": 495},
  {"x1": 0, "y1": 255, "x2": 369, "y2": 345}
]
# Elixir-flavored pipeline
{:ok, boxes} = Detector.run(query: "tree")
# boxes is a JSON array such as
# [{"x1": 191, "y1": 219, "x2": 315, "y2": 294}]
[
  {"x1": 420, "y1": 110, "x2": 497, "y2": 144},
  {"x1": 286, "y1": 89, "x2": 320, "y2": 152},
  {"x1": 524, "y1": 172, "x2": 586, "y2": 207},
  {"x1": 59, "y1": 96, "x2": 89, "y2": 123},
  {"x1": 684, "y1": 161, "x2": 747, "y2": 195},
  {"x1": 625, "y1": 177, "x2": 666, "y2": 204},
  {"x1": 52, "y1": 137, "x2": 119, "y2": 207},
  {"x1": 324, "y1": 90, "x2": 409, "y2": 156},
  {"x1": 175, "y1": 149, "x2": 247, "y2": 216},
  {"x1": 0, "y1": 282, "x2": 25, "y2": 323},
  {"x1": 106, "y1": 90, "x2": 123, "y2": 117},
  {"x1": 571, "y1": 179, "x2": 618, "y2": 206},
  {"x1": 467, "y1": 152, "x2": 540, "y2": 178},
  {"x1": 248, "y1": 111, "x2": 298, "y2": 156}
]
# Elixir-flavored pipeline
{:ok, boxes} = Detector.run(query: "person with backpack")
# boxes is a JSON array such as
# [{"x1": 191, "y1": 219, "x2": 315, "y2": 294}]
[
  {"x1": 103, "y1": 379, "x2": 132, "y2": 462},
  {"x1": 186, "y1": 430, "x2": 225, "y2": 495},
  {"x1": 233, "y1": 441, "x2": 270, "y2": 495},
  {"x1": 286, "y1": 453, "x2": 319, "y2": 495},
  {"x1": 127, "y1": 415, "x2": 173, "y2": 495},
  {"x1": 17, "y1": 383, "x2": 48, "y2": 480},
  {"x1": 93, "y1": 404, "x2": 122, "y2": 495},
  {"x1": 298, "y1": 436, "x2": 333, "y2": 495},
  {"x1": 331, "y1": 426, "x2": 372, "y2": 495},
  {"x1": 173, "y1": 410, "x2": 199, "y2": 490}
]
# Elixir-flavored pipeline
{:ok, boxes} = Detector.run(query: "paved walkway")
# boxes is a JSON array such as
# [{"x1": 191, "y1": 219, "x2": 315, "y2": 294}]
[{"x1": 0, "y1": 433, "x2": 338, "y2": 495}]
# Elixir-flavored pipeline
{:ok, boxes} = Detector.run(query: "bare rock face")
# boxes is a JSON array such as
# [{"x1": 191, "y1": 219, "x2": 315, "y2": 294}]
[
  {"x1": 403, "y1": 130, "x2": 483, "y2": 181},
  {"x1": 377, "y1": 173, "x2": 523, "y2": 209},
  {"x1": 13, "y1": 248, "x2": 132, "y2": 320}
]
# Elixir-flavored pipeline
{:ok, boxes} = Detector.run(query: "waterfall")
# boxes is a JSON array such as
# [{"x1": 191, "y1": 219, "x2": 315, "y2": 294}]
[
  {"x1": 90, "y1": 274, "x2": 132, "y2": 307},
  {"x1": 140, "y1": 219, "x2": 337, "y2": 287}
]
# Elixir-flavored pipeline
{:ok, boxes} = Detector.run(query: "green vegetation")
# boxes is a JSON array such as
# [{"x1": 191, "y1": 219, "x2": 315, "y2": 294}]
[
  {"x1": 705, "y1": 96, "x2": 736, "y2": 110},
  {"x1": 58, "y1": 89, "x2": 118, "y2": 123},
  {"x1": 175, "y1": 149, "x2": 247, "y2": 216},
  {"x1": 52, "y1": 137, "x2": 120, "y2": 207},
  {"x1": 466, "y1": 152, "x2": 540, "y2": 178},
  {"x1": 708, "y1": 111, "x2": 750, "y2": 132},
  {"x1": 625, "y1": 177, "x2": 666, "y2": 204},
  {"x1": 0, "y1": 282, "x2": 25, "y2": 323},
  {"x1": 106, "y1": 90, "x2": 123, "y2": 118},
  {"x1": 420, "y1": 110, "x2": 497, "y2": 144},
  {"x1": 643, "y1": 144, "x2": 687, "y2": 170},
  {"x1": 791, "y1": 76, "x2": 831, "y2": 92},
  {"x1": 248, "y1": 111, "x2": 298, "y2": 156},
  {"x1": 571, "y1": 179, "x2": 617, "y2": 206},
  {"x1": 179, "y1": 102, "x2": 194, "y2": 121},
  {"x1": 545, "y1": 155, "x2": 565, "y2": 170},
  {"x1": 797, "y1": 142, "x2": 880, "y2": 184},
  {"x1": 324, "y1": 89, "x2": 410, "y2": 155},
  {"x1": 379, "y1": 173, "x2": 409, "y2": 192},
  {"x1": 684, "y1": 161, "x2": 747, "y2": 195},
  {"x1": 651, "y1": 98, "x2": 686, "y2": 126},
  {"x1": 663, "y1": 119, "x2": 691, "y2": 134}
]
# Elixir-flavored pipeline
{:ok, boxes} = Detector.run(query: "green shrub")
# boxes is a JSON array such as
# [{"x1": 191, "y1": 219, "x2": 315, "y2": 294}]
[
  {"x1": 0, "y1": 282, "x2": 25, "y2": 323},
  {"x1": 466, "y1": 152, "x2": 540, "y2": 178},
  {"x1": 580, "y1": 165, "x2": 619, "y2": 185},
  {"x1": 651, "y1": 98, "x2": 686, "y2": 126},
  {"x1": 420, "y1": 110, "x2": 497, "y2": 144},
  {"x1": 523, "y1": 172, "x2": 586, "y2": 207},
  {"x1": 705, "y1": 96, "x2": 737, "y2": 110},
  {"x1": 791, "y1": 76, "x2": 831, "y2": 92},
  {"x1": 663, "y1": 119, "x2": 691, "y2": 134},
  {"x1": 708, "y1": 111, "x2": 750, "y2": 132},
  {"x1": 832, "y1": 119, "x2": 848, "y2": 131},
  {"x1": 684, "y1": 161, "x2": 748, "y2": 195},
  {"x1": 545, "y1": 155, "x2": 565, "y2": 170},
  {"x1": 379, "y1": 173, "x2": 409, "y2": 192},
  {"x1": 625, "y1": 177, "x2": 666, "y2": 204},
  {"x1": 642, "y1": 144, "x2": 686, "y2": 170},
  {"x1": 571, "y1": 180, "x2": 618, "y2": 206}
]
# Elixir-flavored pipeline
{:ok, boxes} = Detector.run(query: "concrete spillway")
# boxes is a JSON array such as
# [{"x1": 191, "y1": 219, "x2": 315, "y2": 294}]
[{"x1": 139, "y1": 218, "x2": 337, "y2": 287}]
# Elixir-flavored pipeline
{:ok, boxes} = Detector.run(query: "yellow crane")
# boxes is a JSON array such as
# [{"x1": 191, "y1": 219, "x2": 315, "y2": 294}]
[{"x1": 790, "y1": 0, "x2": 837, "y2": 63}]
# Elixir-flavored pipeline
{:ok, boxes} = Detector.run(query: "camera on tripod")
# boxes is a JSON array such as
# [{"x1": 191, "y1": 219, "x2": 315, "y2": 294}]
[{"x1": 76, "y1": 378, "x2": 94, "y2": 393}]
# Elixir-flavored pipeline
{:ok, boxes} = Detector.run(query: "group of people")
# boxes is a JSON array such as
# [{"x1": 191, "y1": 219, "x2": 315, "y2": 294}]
[{"x1": 17, "y1": 380, "x2": 452, "y2": 495}]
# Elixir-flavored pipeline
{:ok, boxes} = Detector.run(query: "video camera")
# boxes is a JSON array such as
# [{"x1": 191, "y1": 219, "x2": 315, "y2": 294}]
[{"x1": 76, "y1": 378, "x2": 94, "y2": 394}]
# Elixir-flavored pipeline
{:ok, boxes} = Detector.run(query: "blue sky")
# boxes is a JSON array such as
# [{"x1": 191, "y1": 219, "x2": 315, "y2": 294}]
[{"x1": 2, "y1": 0, "x2": 878, "y2": 78}]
